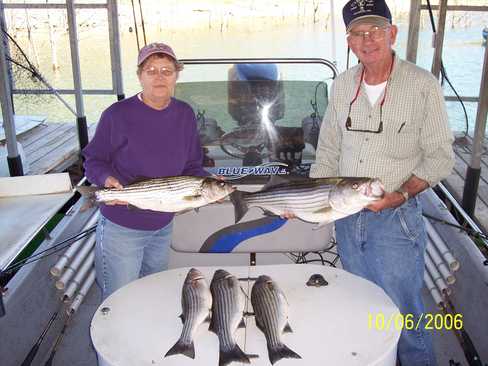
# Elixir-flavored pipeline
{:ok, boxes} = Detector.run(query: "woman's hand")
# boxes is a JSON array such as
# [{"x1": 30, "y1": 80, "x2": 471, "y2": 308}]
[{"x1": 104, "y1": 176, "x2": 127, "y2": 205}]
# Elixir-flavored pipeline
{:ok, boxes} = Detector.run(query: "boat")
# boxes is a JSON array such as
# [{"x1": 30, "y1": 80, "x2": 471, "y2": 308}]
[
  {"x1": 1, "y1": 57, "x2": 488, "y2": 366},
  {"x1": 2, "y1": 2, "x2": 488, "y2": 366}
]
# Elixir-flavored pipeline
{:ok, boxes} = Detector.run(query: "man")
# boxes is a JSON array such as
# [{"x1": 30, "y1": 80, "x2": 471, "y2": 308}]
[{"x1": 310, "y1": 1, "x2": 454, "y2": 365}]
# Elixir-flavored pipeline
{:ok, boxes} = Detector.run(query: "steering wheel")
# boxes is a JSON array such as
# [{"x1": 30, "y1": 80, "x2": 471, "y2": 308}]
[{"x1": 219, "y1": 126, "x2": 271, "y2": 160}]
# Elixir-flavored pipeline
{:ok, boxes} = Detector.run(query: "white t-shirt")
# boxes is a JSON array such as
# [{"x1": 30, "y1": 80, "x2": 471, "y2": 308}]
[{"x1": 363, "y1": 80, "x2": 387, "y2": 105}]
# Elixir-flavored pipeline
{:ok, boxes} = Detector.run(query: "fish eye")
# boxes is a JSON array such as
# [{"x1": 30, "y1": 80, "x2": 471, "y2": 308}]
[{"x1": 219, "y1": 181, "x2": 226, "y2": 187}]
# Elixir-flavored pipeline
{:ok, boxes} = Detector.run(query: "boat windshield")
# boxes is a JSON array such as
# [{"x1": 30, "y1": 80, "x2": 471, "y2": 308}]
[{"x1": 175, "y1": 59, "x2": 337, "y2": 179}]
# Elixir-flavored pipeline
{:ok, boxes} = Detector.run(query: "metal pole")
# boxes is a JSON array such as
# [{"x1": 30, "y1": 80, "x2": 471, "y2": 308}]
[
  {"x1": 0, "y1": 20, "x2": 23, "y2": 176},
  {"x1": 0, "y1": 0, "x2": 14, "y2": 112},
  {"x1": 107, "y1": 0, "x2": 125, "y2": 101},
  {"x1": 462, "y1": 44, "x2": 488, "y2": 216},
  {"x1": 431, "y1": 0, "x2": 448, "y2": 79},
  {"x1": 66, "y1": 0, "x2": 88, "y2": 150},
  {"x1": 406, "y1": 0, "x2": 421, "y2": 63},
  {"x1": 329, "y1": 0, "x2": 337, "y2": 65}
]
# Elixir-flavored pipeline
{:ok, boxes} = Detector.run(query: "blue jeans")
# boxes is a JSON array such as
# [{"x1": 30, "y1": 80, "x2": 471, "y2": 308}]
[
  {"x1": 335, "y1": 197, "x2": 436, "y2": 366},
  {"x1": 95, "y1": 215, "x2": 173, "y2": 300}
]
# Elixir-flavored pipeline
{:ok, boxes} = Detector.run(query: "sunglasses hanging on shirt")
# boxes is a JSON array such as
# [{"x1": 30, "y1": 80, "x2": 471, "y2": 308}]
[{"x1": 345, "y1": 57, "x2": 394, "y2": 134}]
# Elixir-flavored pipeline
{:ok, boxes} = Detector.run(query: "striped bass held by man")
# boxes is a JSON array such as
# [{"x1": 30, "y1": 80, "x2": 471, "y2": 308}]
[
  {"x1": 209, "y1": 269, "x2": 251, "y2": 366},
  {"x1": 251, "y1": 275, "x2": 301, "y2": 365},
  {"x1": 77, "y1": 176, "x2": 235, "y2": 213},
  {"x1": 165, "y1": 268, "x2": 212, "y2": 359},
  {"x1": 230, "y1": 176, "x2": 384, "y2": 226}
]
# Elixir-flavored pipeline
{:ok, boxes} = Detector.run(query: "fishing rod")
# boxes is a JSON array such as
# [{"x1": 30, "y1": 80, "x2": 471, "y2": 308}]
[
  {"x1": 20, "y1": 310, "x2": 60, "y2": 366},
  {"x1": 441, "y1": 291, "x2": 484, "y2": 366},
  {"x1": 43, "y1": 313, "x2": 72, "y2": 366},
  {"x1": 423, "y1": 213, "x2": 488, "y2": 241},
  {"x1": 3, "y1": 226, "x2": 96, "y2": 275},
  {"x1": 0, "y1": 281, "x2": 5, "y2": 317}
]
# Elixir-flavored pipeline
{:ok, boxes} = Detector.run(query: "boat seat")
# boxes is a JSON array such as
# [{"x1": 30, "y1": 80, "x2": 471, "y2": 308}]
[{"x1": 91, "y1": 187, "x2": 401, "y2": 366}]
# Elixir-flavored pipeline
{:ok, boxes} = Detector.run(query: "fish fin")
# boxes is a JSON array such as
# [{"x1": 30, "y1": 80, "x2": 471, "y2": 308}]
[
  {"x1": 313, "y1": 220, "x2": 332, "y2": 230},
  {"x1": 127, "y1": 203, "x2": 143, "y2": 211},
  {"x1": 130, "y1": 176, "x2": 152, "y2": 184},
  {"x1": 164, "y1": 339, "x2": 195, "y2": 359},
  {"x1": 308, "y1": 206, "x2": 336, "y2": 230},
  {"x1": 76, "y1": 186, "x2": 99, "y2": 208},
  {"x1": 238, "y1": 317, "x2": 246, "y2": 328},
  {"x1": 204, "y1": 313, "x2": 211, "y2": 323},
  {"x1": 262, "y1": 209, "x2": 277, "y2": 217},
  {"x1": 175, "y1": 208, "x2": 193, "y2": 216},
  {"x1": 229, "y1": 191, "x2": 248, "y2": 223},
  {"x1": 254, "y1": 316, "x2": 266, "y2": 334},
  {"x1": 219, "y1": 344, "x2": 251, "y2": 366},
  {"x1": 182, "y1": 195, "x2": 201, "y2": 202},
  {"x1": 283, "y1": 322, "x2": 293, "y2": 333},
  {"x1": 76, "y1": 185, "x2": 99, "y2": 198},
  {"x1": 178, "y1": 313, "x2": 185, "y2": 323},
  {"x1": 208, "y1": 314, "x2": 217, "y2": 333},
  {"x1": 262, "y1": 174, "x2": 291, "y2": 190},
  {"x1": 268, "y1": 343, "x2": 301, "y2": 365}
]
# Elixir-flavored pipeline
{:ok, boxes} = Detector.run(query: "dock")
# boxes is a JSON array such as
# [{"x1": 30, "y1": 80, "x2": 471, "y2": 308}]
[
  {"x1": 445, "y1": 135, "x2": 488, "y2": 233},
  {"x1": 6, "y1": 121, "x2": 96, "y2": 176}
]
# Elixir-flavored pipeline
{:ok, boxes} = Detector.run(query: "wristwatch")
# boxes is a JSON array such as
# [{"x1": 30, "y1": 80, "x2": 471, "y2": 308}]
[{"x1": 396, "y1": 187, "x2": 409, "y2": 202}]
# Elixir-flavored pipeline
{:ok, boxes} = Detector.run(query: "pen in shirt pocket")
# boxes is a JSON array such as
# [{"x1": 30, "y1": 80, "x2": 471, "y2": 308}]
[{"x1": 397, "y1": 122, "x2": 406, "y2": 133}]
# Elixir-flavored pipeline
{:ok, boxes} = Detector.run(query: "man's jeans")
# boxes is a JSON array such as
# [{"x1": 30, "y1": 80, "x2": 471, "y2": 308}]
[
  {"x1": 94, "y1": 215, "x2": 173, "y2": 301},
  {"x1": 335, "y1": 197, "x2": 437, "y2": 366}
]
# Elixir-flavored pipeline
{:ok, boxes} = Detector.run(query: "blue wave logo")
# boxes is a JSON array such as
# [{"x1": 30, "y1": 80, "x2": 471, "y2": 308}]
[{"x1": 210, "y1": 162, "x2": 289, "y2": 180}]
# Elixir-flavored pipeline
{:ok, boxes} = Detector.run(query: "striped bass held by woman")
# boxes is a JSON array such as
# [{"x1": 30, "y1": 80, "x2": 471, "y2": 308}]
[
  {"x1": 77, "y1": 176, "x2": 234, "y2": 213},
  {"x1": 229, "y1": 176, "x2": 384, "y2": 226}
]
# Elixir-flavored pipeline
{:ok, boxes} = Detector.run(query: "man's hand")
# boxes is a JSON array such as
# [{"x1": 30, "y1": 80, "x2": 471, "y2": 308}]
[
  {"x1": 280, "y1": 210, "x2": 297, "y2": 219},
  {"x1": 366, "y1": 191, "x2": 406, "y2": 212},
  {"x1": 103, "y1": 176, "x2": 127, "y2": 206}
]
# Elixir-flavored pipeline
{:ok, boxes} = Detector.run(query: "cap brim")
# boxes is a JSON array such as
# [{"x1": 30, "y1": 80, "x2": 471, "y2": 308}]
[
  {"x1": 137, "y1": 51, "x2": 178, "y2": 66},
  {"x1": 347, "y1": 16, "x2": 390, "y2": 32}
]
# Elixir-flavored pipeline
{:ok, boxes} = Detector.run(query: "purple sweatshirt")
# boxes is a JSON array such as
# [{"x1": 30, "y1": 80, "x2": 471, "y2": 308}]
[{"x1": 83, "y1": 95, "x2": 208, "y2": 230}]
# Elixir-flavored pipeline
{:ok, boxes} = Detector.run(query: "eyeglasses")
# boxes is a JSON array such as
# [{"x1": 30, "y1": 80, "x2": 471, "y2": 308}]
[
  {"x1": 345, "y1": 58, "x2": 395, "y2": 134},
  {"x1": 347, "y1": 26, "x2": 389, "y2": 43},
  {"x1": 143, "y1": 66, "x2": 176, "y2": 77}
]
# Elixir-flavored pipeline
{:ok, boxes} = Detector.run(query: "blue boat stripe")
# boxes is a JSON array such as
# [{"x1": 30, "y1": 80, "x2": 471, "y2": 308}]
[{"x1": 200, "y1": 216, "x2": 287, "y2": 253}]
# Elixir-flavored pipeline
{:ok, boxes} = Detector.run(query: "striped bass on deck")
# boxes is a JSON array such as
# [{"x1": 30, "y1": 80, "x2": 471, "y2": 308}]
[
  {"x1": 251, "y1": 275, "x2": 301, "y2": 365},
  {"x1": 165, "y1": 268, "x2": 212, "y2": 359},
  {"x1": 209, "y1": 269, "x2": 251, "y2": 366},
  {"x1": 230, "y1": 176, "x2": 384, "y2": 226},
  {"x1": 77, "y1": 176, "x2": 235, "y2": 213}
]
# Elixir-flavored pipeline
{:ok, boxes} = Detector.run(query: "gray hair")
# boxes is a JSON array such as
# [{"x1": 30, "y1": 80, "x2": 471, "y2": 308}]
[{"x1": 137, "y1": 54, "x2": 184, "y2": 75}]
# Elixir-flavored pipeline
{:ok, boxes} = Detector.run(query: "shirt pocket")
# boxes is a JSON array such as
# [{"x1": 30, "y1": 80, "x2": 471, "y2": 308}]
[{"x1": 382, "y1": 109, "x2": 420, "y2": 159}]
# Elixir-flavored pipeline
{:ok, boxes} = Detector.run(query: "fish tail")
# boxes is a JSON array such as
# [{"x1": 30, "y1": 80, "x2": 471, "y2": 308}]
[
  {"x1": 76, "y1": 186, "x2": 99, "y2": 210},
  {"x1": 268, "y1": 343, "x2": 301, "y2": 365},
  {"x1": 164, "y1": 339, "x2": 195, "y2": 359},
  {"x1": 219, "y1": 344, "x2": 251, "y2": 366},
  {"x1": 229, "y1": 191, "x2": 249, "y2": 223}
]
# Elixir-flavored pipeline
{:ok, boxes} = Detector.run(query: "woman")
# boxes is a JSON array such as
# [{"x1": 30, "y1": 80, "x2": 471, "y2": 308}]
[{"x1": 83, "y1": 42, "x2": 208, "y2": 300}]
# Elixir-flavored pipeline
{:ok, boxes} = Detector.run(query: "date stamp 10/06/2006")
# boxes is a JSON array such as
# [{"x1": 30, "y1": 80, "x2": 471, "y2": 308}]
[{"x1": 368, "y1": 312, "x2": 463, "y2": 331}]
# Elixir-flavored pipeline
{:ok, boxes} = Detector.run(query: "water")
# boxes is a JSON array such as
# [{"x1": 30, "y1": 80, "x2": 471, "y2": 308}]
[{"x1": 5, "y1": 21, "x2": 488, "y2": 135}]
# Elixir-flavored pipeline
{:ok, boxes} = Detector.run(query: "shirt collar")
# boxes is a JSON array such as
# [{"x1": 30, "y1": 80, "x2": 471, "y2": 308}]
[{"x1": 354, "y1": 51, "x2": 399, "y2": 83}]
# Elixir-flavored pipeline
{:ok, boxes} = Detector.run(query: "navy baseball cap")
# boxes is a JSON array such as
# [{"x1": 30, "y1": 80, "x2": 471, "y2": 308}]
[{"x1": 343, "y1": 0, "x2": 392, "y2": 32}]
